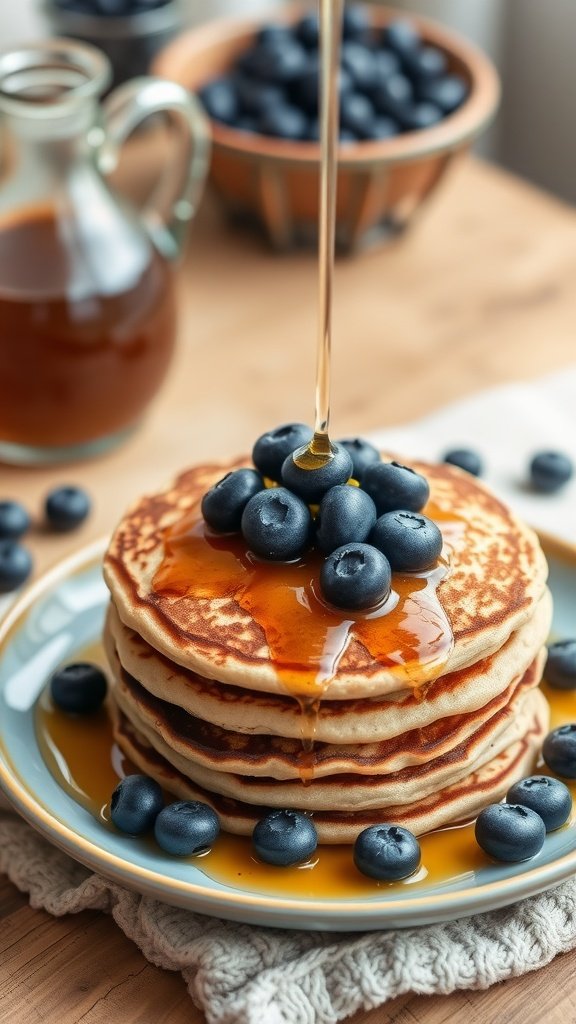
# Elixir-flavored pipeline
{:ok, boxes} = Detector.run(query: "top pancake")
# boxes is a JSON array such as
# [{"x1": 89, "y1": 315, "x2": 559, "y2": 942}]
[{"x1": 103, "y1": 457, "x2": 548, "y2": 699}]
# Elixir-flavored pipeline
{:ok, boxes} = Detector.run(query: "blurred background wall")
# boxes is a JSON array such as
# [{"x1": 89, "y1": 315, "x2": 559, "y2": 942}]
[{"x1": 4, "y1": 0, "x2": 576, "y2": 206}]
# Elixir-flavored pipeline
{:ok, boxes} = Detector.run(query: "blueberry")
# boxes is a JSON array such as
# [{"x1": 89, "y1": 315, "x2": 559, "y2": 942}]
[
  {"x1": 293, "y1": 60, "x2": 352, "y2": 115},
  {"x1": 316, "y1": 485, "x2": 377, "y2": 554},
  {"x1": 418, "y1": 74, "x2": 468, "y2": 113},
  {"x1": 342, "y1": 5, "x2": 371, "y2": 42},
  {"x1": 364, "y1": 117, "x2": 401, "y2": 140},
  {"x1": 382, "y1": 19, "x2": 421, "y2": 57},
  {"x1": 340, "y1": 93, "x2": 376, "y2": 139},
  {"x1": 529, "y1": 451, "x2": 573, "y2": 493},
  {"x1": 252, "y1": 423, "x2": 313, "y2": 480},
  {"x1": 44, "y1": 485, "x2": 91, "y2": 531},
  {"x1": 0, "y1": 500, "x2": 31, "y2": 540},
  {"x1": 154, "y1": 800, "x2": 220, "y2": 856},
  {"x1": 249, "y1": 40, "x2": 308, "y2": 85},
  {"x1": 362, "y1": 461, "x2": 429, "y2": 515},
  {"x1": 543, "y1": 725, "x2": 576, "y2": 779},
  {"x1": 294, "y1": 12, "x2": 319, "y2": 49},
  {"x1": 110, "y1": 775, "x2": 164, "y2": 835},
  {"x1": 370, "y1": 510, "x2": 442, "y2": 572},
  {"x1": 354, "y1": 824, "x2": 421, "y2": 881},
  {"x1": 201, "y1": 469, "x2": 263, "y2": 533},
  {"x1": 545, "y1": 640, "x2": 576, "y2": 690},
  {"x1": 506, "y1": 776, "x2": 572, "y2": 832},
  {"x1": 371, "y1": 73, "x2": 413, "y2": 119},
  {"x1": 281, "y1": 444, "x2": 353, "y2": 503},
  {"x1": 256, "y1": 24, "x2": 292, "y2": 48},
  {"x1": 475, "y1": 803, "x2": 546, "y2": 862},
  {"x1": 341, "y1": 42, "x2": 378, "y2": 92},
  {"x1": 442, "y1": 448, "x2": 483, "y2": 477},
  {"x1": 336, "y1": 438, "x2": 381, "y2": 480},
  {"x1": 235, "y1": 76, "x2": 285, "y2": 118},
  {"x1": 339, "y1": 130, "x2": 358, "y2": 144},
  {"x1": 259, "y1": 104, "x2": 309, "y2": 139},
  {"x1": 403, "y1": 45, "x2": 447, "y2": 82},
  {"x1": 241, "y1": 487, "x2": 311, "y2": 561},
  {"x1": 252, "y1": 809, "x2": 317, "y2": 866},
  {"x1": 0, "y1": 541, "x2": 32, "y2": 593},
  {"x1": 372, "y1": 49, "x2": 402, "y2": 84},
  {"x1": 400, "y1": 102, "x2": 443, "y2": 131},
  {"x1": 199, "y1": 79, "x2": 238, "y2": 125},
  {"x1": 50, "y1": 662, "x2": 107, "y2": 714},
  {"x1": 235, "y1": 117, "x2": 258, "y2": 134},
  {"x1": 320, "y1": 542, "x2": 391, "y2": 610}
]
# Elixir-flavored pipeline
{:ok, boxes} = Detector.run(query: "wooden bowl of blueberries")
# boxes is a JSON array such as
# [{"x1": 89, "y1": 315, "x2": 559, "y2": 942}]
[{"x1": 154, "y1": 4, "x2": 500, "y2": 251}]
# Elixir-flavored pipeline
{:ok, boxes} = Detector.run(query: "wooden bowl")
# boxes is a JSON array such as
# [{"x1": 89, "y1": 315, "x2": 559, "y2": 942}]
[{"x1": 154, "y1": 5, "x2": 500, "y2": 251}]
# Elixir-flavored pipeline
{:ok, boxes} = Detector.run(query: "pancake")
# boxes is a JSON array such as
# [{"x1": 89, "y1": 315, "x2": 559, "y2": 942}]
[
  {"x1": 106, "y1": 625, "x2": 545, "y2": 780},
  {"x1": 110, "y1": 680, "x2": 544, "y2": 810},
  {"x1": 103, "y1": 458, "x2": 548, "y2": 699},
  {"x1": 110, "y1": 691, "x2": 548, "y2": 842},
  {"x1": 105, "y1": 590, "x2": 552, "y2": 744}
]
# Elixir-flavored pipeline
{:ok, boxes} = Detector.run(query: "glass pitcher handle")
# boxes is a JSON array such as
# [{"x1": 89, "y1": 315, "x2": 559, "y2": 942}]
[{"x1": 100, "y1": 77, "x2": 211, "y2": 260}]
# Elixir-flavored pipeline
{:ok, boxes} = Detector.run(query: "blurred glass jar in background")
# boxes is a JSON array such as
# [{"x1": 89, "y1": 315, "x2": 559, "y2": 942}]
[
  {"x1": 42, "y1": 0, "x2": 183, "y2": 87},
  {"x1": 0, "y1": 38, "x2": 210, "y2": 464}
]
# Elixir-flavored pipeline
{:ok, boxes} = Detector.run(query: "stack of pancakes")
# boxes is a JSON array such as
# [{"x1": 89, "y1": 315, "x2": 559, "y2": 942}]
[{"x1": 103, "y1": 459, "x2": 551, "y2": 843}]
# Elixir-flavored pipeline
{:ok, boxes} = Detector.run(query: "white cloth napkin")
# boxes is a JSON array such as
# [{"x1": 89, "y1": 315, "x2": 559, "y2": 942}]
[
  {"x1": 2, "y1": 368, "x2": 576, "y2": 1024},
  {"x1": 369, "y1": 365, "x2": 576, "y2": 545}
]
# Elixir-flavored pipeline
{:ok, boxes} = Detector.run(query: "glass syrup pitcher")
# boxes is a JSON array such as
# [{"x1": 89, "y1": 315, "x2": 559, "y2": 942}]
[{"x1": 0, "y1": 38, "x2": 210, "y2": 464}]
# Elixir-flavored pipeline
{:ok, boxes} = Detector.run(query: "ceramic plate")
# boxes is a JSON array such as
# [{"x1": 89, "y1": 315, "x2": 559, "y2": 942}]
[{"x1": 0, "y1": 537, "x2": 575, "y2": 932}]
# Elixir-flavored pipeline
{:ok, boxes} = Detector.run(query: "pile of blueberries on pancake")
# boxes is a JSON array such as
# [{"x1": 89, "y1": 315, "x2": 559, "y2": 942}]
[{"x1": 199, "y1": 8, "x2": 469, "y2": 142}]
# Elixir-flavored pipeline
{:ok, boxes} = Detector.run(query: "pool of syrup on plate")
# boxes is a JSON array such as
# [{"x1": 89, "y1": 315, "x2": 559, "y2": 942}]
[{"x1": 35, "y1": 645, "x2": 576, "y2": 900}]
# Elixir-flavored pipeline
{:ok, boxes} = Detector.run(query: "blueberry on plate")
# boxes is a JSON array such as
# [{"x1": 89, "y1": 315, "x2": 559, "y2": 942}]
[
  {"x1": 50, "y1": 662, "x2": 107, "y2": 714},
  {"x1": 110, "y1": 775, "x2": 164, "y2": 835},
  {"x1": 529, "y1": 450, "x2": 573, "y2": 493},
  {"x1": 475, "y1": 803, "x2": 546, "y2": 862},
  {"x1": 370, "y1": 510, "x2": 442, "y2": 571},
  {"x1": 0, "y1": 500, "x2": 31, "y2": 540},
  {"x1": 293, "y1": 61, "x2": 352, "y2": 115},
  {"x1": 281, "y1": 444, "x2": 353, "y2": 503},
  {"x1": 362, "y1": 460, "x2": 429, "y2": 515},
  {"x1": 252, "y1": 809, "x2": 317, "y2": 866},
  {"x1": 44, "y1": 485, "x2": 91, "y2": 531},
  {"x1": 542, "y1": 725, "x2": 576, "y2": 779},
  {"x1": 259, "y1": 104, "x2": 309, "y2": 140},
  {"x1": 336, "y1": 437, "x2": 381, "y2": 481},
  {"x1": 198, "y1": 79, "x2": 238, "y2": 125},
  {"x1": 506, "y1": 776, "x2": 572, "y2": 832},
  {"x1": 256, "y1": 23, "x2": 292, "y2": 48},
  {"x1": 316, "y1": 485, "x2": 377, "y2": 554},
  {"x1": 253, "y1": 423, "x2": 313, "y2": 481},
  {"x1": 241, "y1": 487, "x2": 311, "y2": 560},
  {"x1": 320, "y1": 542, "x2": 391, "y2": 610},
  {"x1": 372, "y1": 49, "x2": 402, "y2": 85},
  {"x1": 382, "y1": 19, "x2": 421, "y2": 58},
  {"x1": 154, "y1": 800, "x2": 220, "y2": 856},
  {"x1": 354, "y1": 824, "x2": 421, "y2": 881},
  {"x1": 0, "y1": 541, "x2": 32, "y2": 593},
  {"x1": 201, "y1": 468, "x2": 263, "y2": 533},
  {"x1": 442, "y1": 447, "x2": 483, "y2": 477},
  {"x1": 418, "y1": 74, "x2": 468, "y2": 113},
  {"x1": 545, "y1": 640, "x2": 576, "y2": 690}
]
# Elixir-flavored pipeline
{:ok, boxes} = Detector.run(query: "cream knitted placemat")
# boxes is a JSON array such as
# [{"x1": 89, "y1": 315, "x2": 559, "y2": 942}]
[{"x1": 1, "y1": 811, "x2": 576, "y2": 1024}]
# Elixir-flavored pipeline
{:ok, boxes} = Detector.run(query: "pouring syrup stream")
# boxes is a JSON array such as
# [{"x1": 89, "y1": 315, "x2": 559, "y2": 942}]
[{"x1": 293, "y1": 0, "x2": 344, "y2": 471}]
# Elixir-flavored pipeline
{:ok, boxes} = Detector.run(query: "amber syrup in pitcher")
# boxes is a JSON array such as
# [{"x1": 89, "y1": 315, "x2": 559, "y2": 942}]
[{"x1": 0, "y1": 205, "x2": 176, "y2": 450}]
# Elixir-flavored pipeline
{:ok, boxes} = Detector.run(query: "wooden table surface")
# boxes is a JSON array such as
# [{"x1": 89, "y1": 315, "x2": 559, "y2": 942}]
[{"x1": 2, "y1": 156, "x2": 576, "y2": 1023}]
